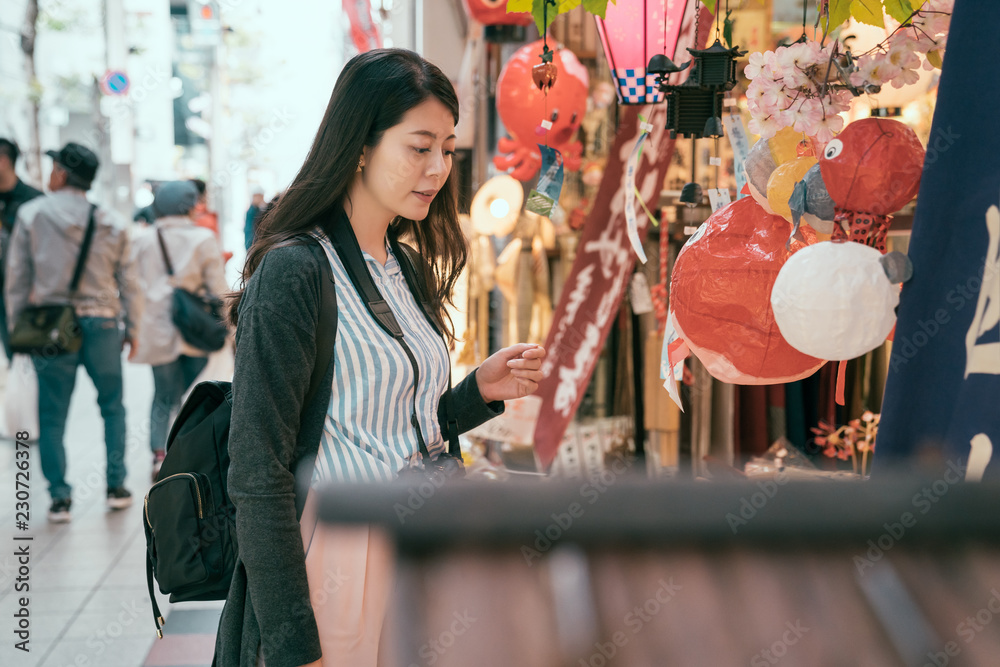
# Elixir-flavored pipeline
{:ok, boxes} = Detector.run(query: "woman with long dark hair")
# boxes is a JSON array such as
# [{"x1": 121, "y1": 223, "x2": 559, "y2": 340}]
[{"x1": 213, "y1": 49, "x2": 545, "y2": 667}]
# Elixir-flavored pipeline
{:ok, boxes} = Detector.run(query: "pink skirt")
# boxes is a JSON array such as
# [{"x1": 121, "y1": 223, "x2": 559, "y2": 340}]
[{"x1": 294, "y1": 489, "x2": 396, "y2": 667}]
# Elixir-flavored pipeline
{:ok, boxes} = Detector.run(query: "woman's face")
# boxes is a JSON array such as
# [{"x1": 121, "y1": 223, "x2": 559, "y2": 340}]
[{"x1": 361, "y1": 97, "x2": 456, "y2": 222}]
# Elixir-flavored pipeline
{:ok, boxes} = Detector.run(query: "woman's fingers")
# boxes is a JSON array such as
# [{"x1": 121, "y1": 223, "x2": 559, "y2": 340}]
[
  {"x1": 510, "y1": 369, "x2": 543, "y2": 382},
  {"x1": 516, "y1": 377, "x2": 538, "y2": 393},
  {"x1": 507, "y1": 355, "x2": 543, "y2": 370}
]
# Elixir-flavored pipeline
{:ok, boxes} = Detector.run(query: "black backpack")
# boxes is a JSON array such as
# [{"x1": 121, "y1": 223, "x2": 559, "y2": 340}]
[{"x1": 142, "y1": 222, "x2": 459, "y2": 637}]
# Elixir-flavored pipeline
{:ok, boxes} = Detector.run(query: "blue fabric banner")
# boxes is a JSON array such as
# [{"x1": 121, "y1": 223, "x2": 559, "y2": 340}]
[{"x1": 875, "y1": 0, "x2": 1000, "y2": 480}]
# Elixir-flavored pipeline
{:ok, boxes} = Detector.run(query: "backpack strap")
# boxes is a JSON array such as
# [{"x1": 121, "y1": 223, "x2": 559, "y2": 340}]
[
  {"x1": 325, "y1": 212, "x2": 443, "y2": 462},
  {"x1": 393, "y1": 240, "x2": 461, "y2": 460}
]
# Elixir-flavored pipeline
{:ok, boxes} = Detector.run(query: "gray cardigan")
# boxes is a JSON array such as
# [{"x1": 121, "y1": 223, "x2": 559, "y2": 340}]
[{"x1": 213, "y1": 239, "x2": 503, "y2": 667}]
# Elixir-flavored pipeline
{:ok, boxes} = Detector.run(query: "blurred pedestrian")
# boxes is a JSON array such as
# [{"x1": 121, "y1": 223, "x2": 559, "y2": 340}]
[
  {"x1": 134, "y1": 203, "x2": 156, "y2": 225},
  {"x1": 244, "y1": 187, "x2": 265, "y2": 251},
  {"x1": 190, "y1": 178, "x2": 233, "y2": 264},
  {"x1": 5, "y1": 142, "x2": 143, "y2": 522},
  {"x1": 130, "y1": 181, "x2": 229, "y2": 479},
  {"x1": 0, "y1": 138, "x2": 43, "y2": 362}
]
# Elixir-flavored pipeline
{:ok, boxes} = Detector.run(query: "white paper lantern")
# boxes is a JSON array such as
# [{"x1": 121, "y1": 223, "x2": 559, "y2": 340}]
[{"x1": 770, "y1": 242, "x2": 899, "y2": 361}]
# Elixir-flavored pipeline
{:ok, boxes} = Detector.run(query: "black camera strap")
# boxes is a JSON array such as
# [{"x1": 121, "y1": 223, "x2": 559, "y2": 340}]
[{"x1": 326, "y1": 211, "x2": 459, "y2": 461}]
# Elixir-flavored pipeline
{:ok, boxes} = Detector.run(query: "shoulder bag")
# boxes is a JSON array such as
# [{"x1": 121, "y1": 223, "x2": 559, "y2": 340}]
[{"x1": 9, "y1": 204, "x2": 96, "y2": 355}]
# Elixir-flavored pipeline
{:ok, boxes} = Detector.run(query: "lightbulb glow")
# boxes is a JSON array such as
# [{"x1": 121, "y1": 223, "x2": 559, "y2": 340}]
[{"x1": 489, "y1": 198, "x2": 510, "y2": 219}]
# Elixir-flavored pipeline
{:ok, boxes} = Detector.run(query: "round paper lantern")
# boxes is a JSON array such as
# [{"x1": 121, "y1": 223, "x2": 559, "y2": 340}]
[
  {"x1": 670, "y1": 197, "x2": 825, "y2": 384},
  {"x1": 771, "y1": 241, "x2": 900, "y2": 361},
  {"x1": 768, "y1": 126, "x2": 806, "y2": 165},
  {"x1": 462, "y1": 0, "x2": 533, "y2": 26},
  {"x1": 494, "y1": 40, "x2": 589, "y2": 181},
  {"x1": 818, "y1": 117, "x2": 924, "y2": 216},
  {"x1": 767, "y1": 156, "x2": 817, "y2": 222}
]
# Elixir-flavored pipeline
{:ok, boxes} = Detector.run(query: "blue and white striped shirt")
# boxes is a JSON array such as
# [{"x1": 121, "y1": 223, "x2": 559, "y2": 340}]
[{"x1": 310, "y1": 231, "x2": 451, "y2": 484}]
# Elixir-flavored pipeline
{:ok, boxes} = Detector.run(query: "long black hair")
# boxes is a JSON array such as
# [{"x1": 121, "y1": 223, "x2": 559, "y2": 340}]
[{"x1": 228, "y1": 49, "x2": 467, "y2": 340}]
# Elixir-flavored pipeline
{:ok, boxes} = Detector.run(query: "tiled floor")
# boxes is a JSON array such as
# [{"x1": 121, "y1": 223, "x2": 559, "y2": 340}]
[{"x1": 0, "y1": 357, "x2": 222, "y2": 667}]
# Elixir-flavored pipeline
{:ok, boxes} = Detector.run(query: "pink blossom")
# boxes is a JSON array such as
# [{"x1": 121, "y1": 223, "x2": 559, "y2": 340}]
[
  {"x1": 744, "y1": 51, "x2": 769, "y2": 79},
  {"x1": 748, "y1": 113, "x2": 781, "y2": 139},
  {"x1": 888, "y1": 41, "x2": 922, "y2": 70},
  {"x1": 811, "y1": 114, "x2": 844, "y2": 144},
  {"x1": 790, "y1": 98, "x2": 823, "y2": 135},
  {"x1": 891, "y1": 67, "x2": 921, "y2": 88},
  {"x1": 747, "y1": 78, "x2": 782, "y2": 111}
]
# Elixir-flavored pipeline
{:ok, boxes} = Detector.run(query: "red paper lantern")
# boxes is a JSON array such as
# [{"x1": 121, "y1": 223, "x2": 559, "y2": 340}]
[
  {"x1": 494, "y1": 40, "x2": 589, "y2": 181},
  {"x1": 819, "y1": 117, "x2": 924, "y2": 216},
  {"x1": 670, "y1": 197, "x2": 825, "y2": 384},
  {"x1": 595, "y1": 0, "x2": 688, "y2": 104},
  {"x1": 818, "y1": 117, "x2": 924, "y2": 251},
  {"x1": 462, "y1": 0, "x2": 533, "y2": 26}
]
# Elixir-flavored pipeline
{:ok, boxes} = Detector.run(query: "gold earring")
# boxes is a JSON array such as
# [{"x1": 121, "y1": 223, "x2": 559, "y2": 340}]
[{"x1": 357, "y1": 158, "x2": 364, "y2": 172}]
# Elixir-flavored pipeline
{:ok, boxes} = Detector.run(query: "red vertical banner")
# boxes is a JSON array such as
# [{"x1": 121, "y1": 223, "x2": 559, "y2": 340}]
[
  {"x1": 532, "y1": 8, "x2": 707, "y2": 470},
  {"x1": 344, "y1": 0, "x2": 383, "y2": 53}
]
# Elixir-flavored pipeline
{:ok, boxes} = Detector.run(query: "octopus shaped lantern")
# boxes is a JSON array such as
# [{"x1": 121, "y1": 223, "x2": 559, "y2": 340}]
[{"x1": 493, "y1": 40, "x2": 589, "y2": 182}]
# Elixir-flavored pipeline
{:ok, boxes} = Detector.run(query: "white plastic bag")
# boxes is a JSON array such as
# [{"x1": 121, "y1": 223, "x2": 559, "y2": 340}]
[{"x1": 5, "y1": 354, "x2": 39, "y2": 440}]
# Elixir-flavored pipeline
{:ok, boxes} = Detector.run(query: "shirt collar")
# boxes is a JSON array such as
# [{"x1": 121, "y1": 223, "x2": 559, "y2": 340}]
[{"x1": 362, "y1": 240, "x2": 401, "y2": 276}]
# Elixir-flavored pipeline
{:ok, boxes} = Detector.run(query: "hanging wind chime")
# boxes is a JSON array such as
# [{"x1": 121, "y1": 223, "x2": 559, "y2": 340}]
[
  {"x1": 649, "y1": 0, "x2": 745, "y2": 141},
  {"x1": 524, "y1": 0, "x2": 566, "y2": 218}
]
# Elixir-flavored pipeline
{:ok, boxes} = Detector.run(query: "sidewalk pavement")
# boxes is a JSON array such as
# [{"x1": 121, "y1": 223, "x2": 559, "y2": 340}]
[{"x1": 0, "y1": 356, "x2": 222, "y2": 667}]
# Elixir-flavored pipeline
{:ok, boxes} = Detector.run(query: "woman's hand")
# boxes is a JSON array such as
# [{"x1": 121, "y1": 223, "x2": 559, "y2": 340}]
[{"x1": 475, "y1": 344, "x2": 546, "y2": 403}]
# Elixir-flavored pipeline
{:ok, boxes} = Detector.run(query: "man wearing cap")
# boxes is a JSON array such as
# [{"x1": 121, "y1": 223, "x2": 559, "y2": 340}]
[
  {"x1": 5, "y1": 142, "x2": 144, "y2": 523},
  {"x1": 0, "y1": 138, "x2": 43, "y2": 361}
]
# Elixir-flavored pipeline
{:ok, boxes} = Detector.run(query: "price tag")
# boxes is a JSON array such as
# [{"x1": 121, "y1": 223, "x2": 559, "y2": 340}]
[
  {"x1": 707, "y1": 188, "x2": 731, "y2": 212},
  {"x1": 630, "y1": 272, "x2": 654, "y2": 315},
  {"x1": 709, "y1": 156, "x2": 722, "y2": 166},
  {"x1": 540, "y1": 119, "x2": 553, "y2": 130}
]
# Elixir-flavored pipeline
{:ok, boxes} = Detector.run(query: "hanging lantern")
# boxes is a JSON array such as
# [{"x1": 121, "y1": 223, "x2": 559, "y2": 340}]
[
  {"x1": 771, "y1": 242, "x2": 904, "y2": 361},
  {"x1": 687, "y1": 39, "x2": 745, "y2": 90},
  {"x1": 818, "y1": 117, "x2": 924, "y2": 251},
  {"x1": 670, "y1": 197, "x2": 825, "y2": 384},
  {"x1": 662, "y1": 81, "x2": 725, "y2": 139},
  {"x1": 648, "y1": 21, "x2": 746, "y2": 139},
  {"x1": 594, "y1": 0, "x2": 689, "y2": 105}
]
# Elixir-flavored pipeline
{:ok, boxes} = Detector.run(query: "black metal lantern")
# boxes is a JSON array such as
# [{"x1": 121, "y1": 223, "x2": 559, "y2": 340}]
[
  {"x1": 663, "y1": 84, "x2": 725, "y2": 139},
  {"x1": 649, "y1": 35, "x2": 744, "y2": 140},
  {"x1": 687, "y1": 39, "x2": 746, "y2": 90}
]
